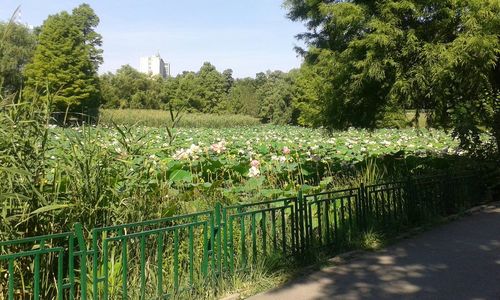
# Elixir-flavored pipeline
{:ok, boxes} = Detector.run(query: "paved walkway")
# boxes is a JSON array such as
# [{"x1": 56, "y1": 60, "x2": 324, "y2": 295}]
[{"x1": 249, "y1": 205, "x2": 500, "y2": 300}]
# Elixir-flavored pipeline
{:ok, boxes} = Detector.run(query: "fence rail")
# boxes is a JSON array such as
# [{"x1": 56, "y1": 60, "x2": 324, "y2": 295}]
[{"x1": 0, "y1": 172, "x2": 487, "y2": 299}]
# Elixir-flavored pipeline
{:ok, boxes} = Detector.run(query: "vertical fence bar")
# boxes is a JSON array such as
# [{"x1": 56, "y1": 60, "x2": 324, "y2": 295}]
[
  {"x1": 240, "y1": 213, "x2": 246, "y2": 269},
  {"x1": 333, "y1": 200, "x2": 338, "y2": 246},
  {"x1": 102, "y1": 240, "x2": 109, "y2": 300},
  {"x1": 92, "y1": 229, "x2": 99, "y2": 300},
  {"x1": 189, "y1": 225, "x2": 194, "y2": 285},
  {"x1": 74, "y1": 223, "x2": 87, "y2": 300},
  {"x1": 298, "y1": 190, "x2": 305, "y2": 253},
  {"x1": 325, "y1": 199, "x2": 331, "y2": 244},
  {"x1": 209, "y1": 210, "x2": 216, "y2": 278},
  {"x1": 306, "y1": 195, "x2": 311, "y2": 249},
  {"x1": 157, "y1": 233, "x2": 164, "y2": 298},
  {"x1": 222, "y1": 207, "x2": 228, "y2": 272},
  {"x1": 173, "y1": 228, "x2": 179, "y2": 292},
  {"x1": 354, "y1": 191, "x2": 361, "y2": 230},
  {"x1": 361, "y1": 184, "x2": 368, "y2": 230},
  {"x1": 316, "y1": 196, "x2": 322, "y2": 246},
  {"x1": 291, "y1": 198, "x2": 298, "y2": 254},
  {"x1": 68, "y1": 235, "x2": 75, "y2": 300},
  {"x1": 281, "y1": 207, "x2": 287, "y2": 254},
  {"x1": 140, "y1": 235, "x2": 146, "y2": 300},
  {"x1": 228, "y1": 216, "x2": 234, "y2": 273},
  {"x1": 251, "y1": 214, "x2": 257, "y2": 265},
  {"x1": 271, "y1": 209, "x2": 277, "y2": 251},
  {"x1": 202, "y1": 222, "x2": 209, "y2": 276},
  {"x1": 397, "y1": 187, "x2": 403, "y2": 223},
  {"x1": 121, "y1": 229, "x2": 128, "y2": 300},
  {"x1": 261, "y1": 211, "x2": 267, "y2": 256},
  {"x1": 57, "y1": 250, "x2": 64, "y2": 300},
  {"x1": 340, "y1": 197, "x2": 345, "y2": 241},
  {"x1": 8, "y1": 258, "x2": 14, "y2": 300},
  {"x1": 34, "y1": 252, "x2": 40, "y2": 299},
  {"x1": 348, "y1": 195, "x2": 353, "y2": 234},
  {"x1": 214, "y1": 203, "x2": 222, "y2": 275}
]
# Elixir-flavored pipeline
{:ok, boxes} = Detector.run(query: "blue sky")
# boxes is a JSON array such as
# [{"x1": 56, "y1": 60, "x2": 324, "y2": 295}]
[{"x1": 0, "y1": 1, "x2": 306, "y2": 78}]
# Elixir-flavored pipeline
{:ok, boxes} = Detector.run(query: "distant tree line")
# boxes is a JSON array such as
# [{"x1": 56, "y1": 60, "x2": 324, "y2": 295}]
[{"x1": 99, "y1": 63, "x2": 299, "y2": 124}]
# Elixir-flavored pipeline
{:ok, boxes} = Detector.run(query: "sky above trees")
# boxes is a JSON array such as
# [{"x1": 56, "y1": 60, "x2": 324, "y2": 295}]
[{"x1": 0, "y1": 0, "x2": 306, "y2": 78}]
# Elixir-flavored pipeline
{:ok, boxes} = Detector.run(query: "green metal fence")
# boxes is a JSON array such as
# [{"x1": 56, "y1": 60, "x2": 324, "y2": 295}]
[{"x1": 0, "y1": 172, "x2": 487, "y2": 299}]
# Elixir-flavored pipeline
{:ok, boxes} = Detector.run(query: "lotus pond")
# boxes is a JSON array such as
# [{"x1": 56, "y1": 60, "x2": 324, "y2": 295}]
[
  {"x1": 3, "y1": 123, "x2": 495, "y2": 239},
  {"x1": 44, "y1": 125, "x2": 487, "y2": 203}
]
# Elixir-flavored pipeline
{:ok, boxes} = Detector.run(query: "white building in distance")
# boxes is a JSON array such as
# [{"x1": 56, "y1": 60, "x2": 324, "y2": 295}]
[{"x1": 139, "y1": 54, "x2": 170, "y2": 78}]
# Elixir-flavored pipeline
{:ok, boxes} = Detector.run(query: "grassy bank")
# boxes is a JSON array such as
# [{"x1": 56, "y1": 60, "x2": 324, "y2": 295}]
[{"x1": 99, "y1": 109, "x2": 261, "y2": 128}]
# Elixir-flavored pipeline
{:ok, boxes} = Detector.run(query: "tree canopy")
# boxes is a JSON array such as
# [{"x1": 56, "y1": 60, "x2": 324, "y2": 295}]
[
  {"x1": 0, "y1": 22, "x2": 36, "y2": 97},
  {"x1": 24, "y1": 4, "x2": 102, "y2": 121},
  {"x1": 285, "y1": 0, "x2": 500, "y2": 149},
  {"x1": 99, "y1": 63, "x2": 300, "y2": 124}
]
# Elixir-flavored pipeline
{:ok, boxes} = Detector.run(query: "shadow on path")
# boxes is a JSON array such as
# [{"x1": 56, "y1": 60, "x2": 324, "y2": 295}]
[{"x1": 249, "y1": 207, "x2": 500, "y2": 300}]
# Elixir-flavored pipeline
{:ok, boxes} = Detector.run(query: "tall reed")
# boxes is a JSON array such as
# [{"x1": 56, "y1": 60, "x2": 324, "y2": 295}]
[{"x1": 99, "y1": 109, "x2": 261, "y2": 128}]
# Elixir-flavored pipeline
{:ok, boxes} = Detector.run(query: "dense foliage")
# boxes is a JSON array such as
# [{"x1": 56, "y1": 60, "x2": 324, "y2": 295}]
[
  {"x1": 0, "y1": 21, "x2": 36, "y2": 98},
  {"x1": 1, "y1": 3, "x2": 498, "y2": 242},
  {"x1": 2, "y1": 96, "x2": 494, "y2": 241},
  {"x1": 100, "y1": 65, "x2": 299, "y2": 124},
  {"x1": 23, "y1": 4, "x2": 103, "y2": 121},
  {"x1": 284, "y1": 0, "x2": 500, "y2": 149},
  {"x1": 1, "y1": 4, "x2": 498, "y2": 295}
]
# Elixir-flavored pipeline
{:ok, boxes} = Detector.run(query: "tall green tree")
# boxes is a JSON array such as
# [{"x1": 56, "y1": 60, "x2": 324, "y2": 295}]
[
  {"x1": 222, "y1": 68, "x2": 234, "y2": 93},
  {"x1": 175, "y1": 71, "x2": 201, "y2": 111},
  {"x1": 24, "y1": 4, "x2": 102, "y2": 122},
  {"x1": 229, "y1": 77, "x2": 260, "y2": 116},
  {"x1": 257, "y1": 70, "x2": 297, "y2": 124},
  {"x1": 72, "y1": 4, "x2": 103, "y2": 72},
  {"x1": 286, "y1": 0, "x2": 500, "y2": 149},
  {"x1": 0, "y1": 22, "x2": 36, "y2": 97},
  {"x1": 291, "y1": 63, "x2": 325, "y2": 127},
  {"x1": 196, "y1": 62, "x2": 226, "y2": 113}
]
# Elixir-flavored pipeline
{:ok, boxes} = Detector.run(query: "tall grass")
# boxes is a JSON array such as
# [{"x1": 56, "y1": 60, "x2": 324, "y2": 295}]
[{"x1": 99, "y1": 109, "x2": 261, "y2": 128}]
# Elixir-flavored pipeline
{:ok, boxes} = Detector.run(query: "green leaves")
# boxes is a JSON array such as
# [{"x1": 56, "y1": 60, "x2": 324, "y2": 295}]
[
  {"x1": 286, "y1": 0, "x2": 500, "y2": 150},
  {"x1": 30, "y1": 203, "x2": 73, "y2": 215},
  {"x1": 23, "y1": 4, "x2": 102, "y2": 121},
  {"x1": 0, "y1": 21, "x2": 36, "y2": 97},
  {"x1": 169, "y1": 169, "x2": 193, "y2": 183},
  {"x1": 244, "y1": 177, "x2": 265, "y2": 191}
]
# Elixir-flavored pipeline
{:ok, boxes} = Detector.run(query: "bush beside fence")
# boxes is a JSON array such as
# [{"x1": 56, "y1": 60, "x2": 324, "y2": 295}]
[{"x1": 0, "y1": 172, "x2": 488, "y2": 299}]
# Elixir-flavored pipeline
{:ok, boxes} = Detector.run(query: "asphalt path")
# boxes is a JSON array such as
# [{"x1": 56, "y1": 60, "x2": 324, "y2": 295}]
[{"x1": 249, "y1": 204, "x2": 500, "y2": 300}]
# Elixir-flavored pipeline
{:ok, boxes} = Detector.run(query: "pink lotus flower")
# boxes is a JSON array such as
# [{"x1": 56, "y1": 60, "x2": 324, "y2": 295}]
[
  {"x1": 282, "y1": 146, "x2": 291, "y2": 155},
  {"x1": 210, "y1": 141, "x2": 226, "y2": 154},
  {"x1": 250, "y1": 159, "x2": 260, "y2": 168}
]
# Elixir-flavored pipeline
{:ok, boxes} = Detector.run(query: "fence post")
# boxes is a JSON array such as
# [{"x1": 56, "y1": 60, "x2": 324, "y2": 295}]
[
  {"x1": 214, "y1": 203, "x2": 222, "y2": 276},
  {"x1": 297, "y1": 189, "x2": 305, "y2": 253},
  {"x1": 359, "y1": 183, "x2": 366, "y2": 231},
  {"x1": 405, "y1": 176, "x2": 414, "y2": 224},
  {"x1": 74, "y1": 223, "x2": 87, "y2": 300}
]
